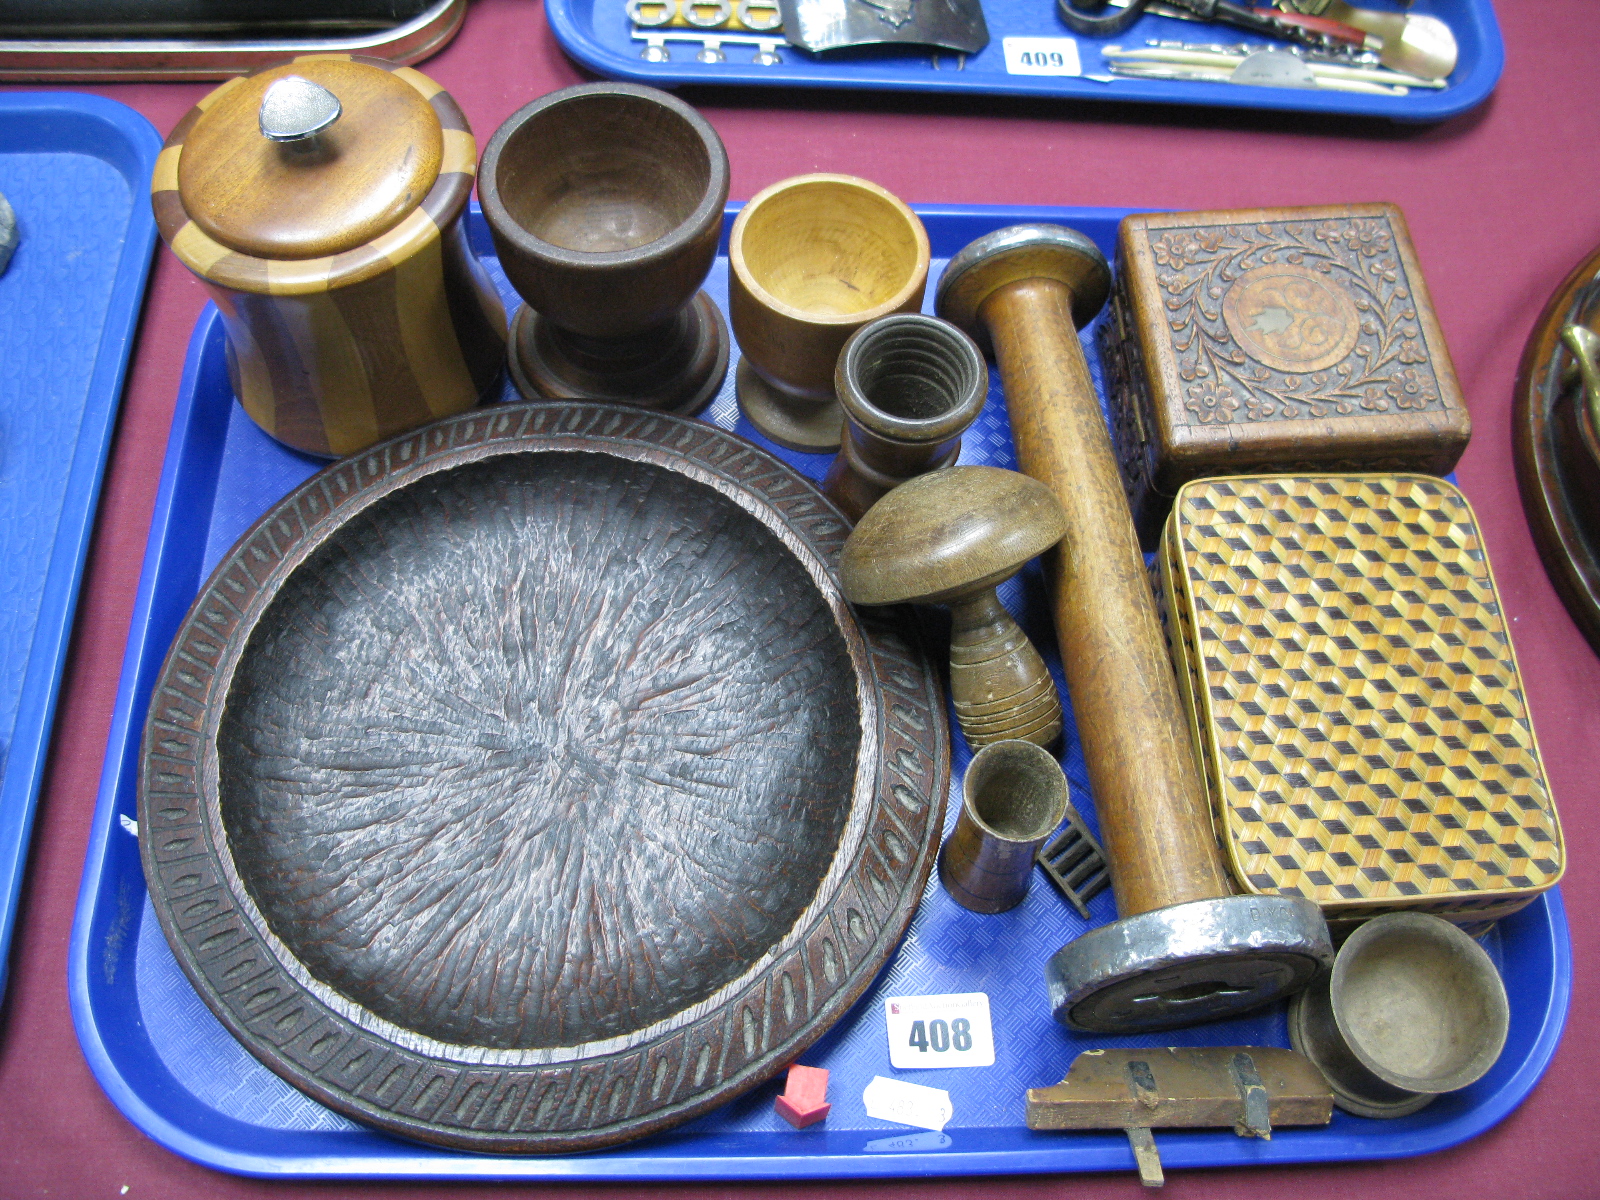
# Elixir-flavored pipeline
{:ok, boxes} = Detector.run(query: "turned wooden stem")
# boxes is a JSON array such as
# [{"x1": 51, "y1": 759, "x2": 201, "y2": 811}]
[
  {"x1": 947, "y1": 588, "x2": 1063, "y2": 748},
  {"x1": 979, "y1": 277, "x2": 1230, "y2": 916}
]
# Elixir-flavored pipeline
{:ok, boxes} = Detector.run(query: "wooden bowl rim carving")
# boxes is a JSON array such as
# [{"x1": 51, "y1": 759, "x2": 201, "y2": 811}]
[
  {"x1": 1513, "y1": 239, "x2": 1600, "y2": 657},
  {"x1": 137, "y1": 402, "x2": 947, "y2": 1154}
]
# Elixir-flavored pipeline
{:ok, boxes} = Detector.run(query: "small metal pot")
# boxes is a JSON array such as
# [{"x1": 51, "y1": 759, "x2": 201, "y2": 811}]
[
  {"x1": 1287, "y1": 911, "x2": 1509, "y2": 1118},
  {"x1": 938, "y1": 740, "x2": 1069, "y2": 914}
]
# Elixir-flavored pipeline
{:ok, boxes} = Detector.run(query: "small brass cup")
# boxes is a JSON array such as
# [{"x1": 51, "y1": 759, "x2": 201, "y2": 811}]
[
  {"x1": 480, "y1": 83, "x2": 730, "y2": 416},
  {"x1": 1288, "y1": 912, "x2": 1510, "y2": 1118},
  {"x1": 729, "y1": 174, "x2": 929, "y2": 453},
  {"x1": 821, "y1": 313, "x2": 987, "y2": 522},
  {"x1": 939, "y1": 740, "x2": 1069, "y2": 914}
]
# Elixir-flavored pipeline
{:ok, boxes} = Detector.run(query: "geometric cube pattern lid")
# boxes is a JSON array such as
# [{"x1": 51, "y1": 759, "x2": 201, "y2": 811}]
[{"x1": 1163, "y1": 474, "x2": 1563, "y2": 922}]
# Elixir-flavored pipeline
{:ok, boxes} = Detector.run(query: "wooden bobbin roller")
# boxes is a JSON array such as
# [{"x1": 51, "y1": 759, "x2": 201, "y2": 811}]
[{"x1": 936, "y1": 225, "x2": 1333, "y2": 1033}]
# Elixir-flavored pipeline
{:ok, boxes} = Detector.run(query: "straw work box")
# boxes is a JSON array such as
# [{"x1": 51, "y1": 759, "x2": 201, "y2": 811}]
[
  {"x1": 1102, "y1": 205, "x2": 1471, "y2": 546},
  {"x1": 1155, "y1": 474, "x2": 1562, "y2": 930}
]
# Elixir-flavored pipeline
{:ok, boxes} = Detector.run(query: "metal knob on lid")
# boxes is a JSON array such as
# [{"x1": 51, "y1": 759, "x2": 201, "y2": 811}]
[
  {"x1": 258, "y1": 75, "x2": 342, "y2": 142},
  {"x1": 177, "y1": 57, "x2": 442, "y2": 260}
]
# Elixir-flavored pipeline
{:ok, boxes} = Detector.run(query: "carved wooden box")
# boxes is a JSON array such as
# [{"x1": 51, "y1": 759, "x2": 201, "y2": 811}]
[
  {"x1": 1101, "y1": 205, "x2": 1471, "y2": 548},
  {"x1": 1153, "y1": 474, "x2": 1563, "y2": 933}
]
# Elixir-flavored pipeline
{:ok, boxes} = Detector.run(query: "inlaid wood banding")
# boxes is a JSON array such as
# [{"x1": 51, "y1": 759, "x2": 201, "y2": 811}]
[{"x1": 153, "y1": 55, "x2": 505, "y2": 458}]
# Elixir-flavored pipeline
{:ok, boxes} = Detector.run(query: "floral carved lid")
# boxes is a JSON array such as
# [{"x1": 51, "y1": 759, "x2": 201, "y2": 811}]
[{"x1": 1111, "y1": 204, "x2": 1470, "y2": 478}]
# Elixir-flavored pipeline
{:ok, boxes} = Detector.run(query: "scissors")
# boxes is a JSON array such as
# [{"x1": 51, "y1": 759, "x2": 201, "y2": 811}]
[{"x1": 1056, "y1": 0, "x2": 1353, "y2": 43}]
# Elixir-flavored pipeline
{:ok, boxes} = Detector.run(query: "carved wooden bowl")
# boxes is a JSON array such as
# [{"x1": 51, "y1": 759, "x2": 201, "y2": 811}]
[{"x1": 138, "y1": 404, "x2": 947, "y2": 1154}]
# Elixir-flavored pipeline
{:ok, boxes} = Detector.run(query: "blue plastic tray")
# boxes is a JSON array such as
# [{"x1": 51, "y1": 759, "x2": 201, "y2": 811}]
[
  {"x1": 70, "y1": 203, "x2": 1569, "y2": 1182},
  {"x1": 0, "y1": 93, "x2": 160, "y2": 1004},
  {"x1": 547, "y1": 0, "x2": 1502, "y2": 123}
]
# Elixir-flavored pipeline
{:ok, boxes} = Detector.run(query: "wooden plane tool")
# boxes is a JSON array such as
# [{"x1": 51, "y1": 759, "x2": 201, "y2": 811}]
[{"x1": 1026, "y1": 1046, "x2": 1333, "y2": 1187}]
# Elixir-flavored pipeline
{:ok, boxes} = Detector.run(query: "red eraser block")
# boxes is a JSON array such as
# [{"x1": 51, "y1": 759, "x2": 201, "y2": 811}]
[{"x1": 775, "y1": 1064, "x2": 831, "y2": 1129}]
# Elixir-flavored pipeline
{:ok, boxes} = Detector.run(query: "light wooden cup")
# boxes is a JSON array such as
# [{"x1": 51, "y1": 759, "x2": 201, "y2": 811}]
[{"x1": 729, "y1": 174, "x2": 929, "y2": 453}]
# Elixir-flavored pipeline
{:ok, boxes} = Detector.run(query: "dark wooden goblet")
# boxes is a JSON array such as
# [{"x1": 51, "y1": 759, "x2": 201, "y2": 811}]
[{"x1": 480, "y1": 83, "x2": 730, "y2": 416}]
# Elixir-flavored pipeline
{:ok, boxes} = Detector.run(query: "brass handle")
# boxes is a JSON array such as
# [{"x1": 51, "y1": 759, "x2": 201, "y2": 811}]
[{"x1": 1561, "y1": 323, "x2": 1600, "y2": 465}]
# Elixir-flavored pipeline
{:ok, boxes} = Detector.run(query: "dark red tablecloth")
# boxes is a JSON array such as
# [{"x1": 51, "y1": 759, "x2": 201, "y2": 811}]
[{"x1": 3, "y1": 2, "x2": 1598, "y2": 1196}]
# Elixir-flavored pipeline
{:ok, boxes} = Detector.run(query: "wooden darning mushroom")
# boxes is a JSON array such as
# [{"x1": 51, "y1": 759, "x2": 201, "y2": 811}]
[{"x1": 840, "y1": 465, "x2": 1066, "y2": 749}]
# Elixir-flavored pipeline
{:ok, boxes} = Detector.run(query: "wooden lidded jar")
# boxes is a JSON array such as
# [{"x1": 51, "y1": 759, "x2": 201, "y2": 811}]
[{"x1": 153, "y1": 55, "x2": 506, "y2": 458}]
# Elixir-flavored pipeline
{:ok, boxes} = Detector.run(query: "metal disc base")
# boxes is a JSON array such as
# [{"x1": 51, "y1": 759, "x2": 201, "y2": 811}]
[
  {"x1": 736, "y1": 359, "x2": 843, "y2": 453},
  {"x1": 1046, "y1": 894, "x2": 1332, "y2": 1033},
  {"x1": 510, "y1": 292, "x2": 729, "y2": 418}
]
